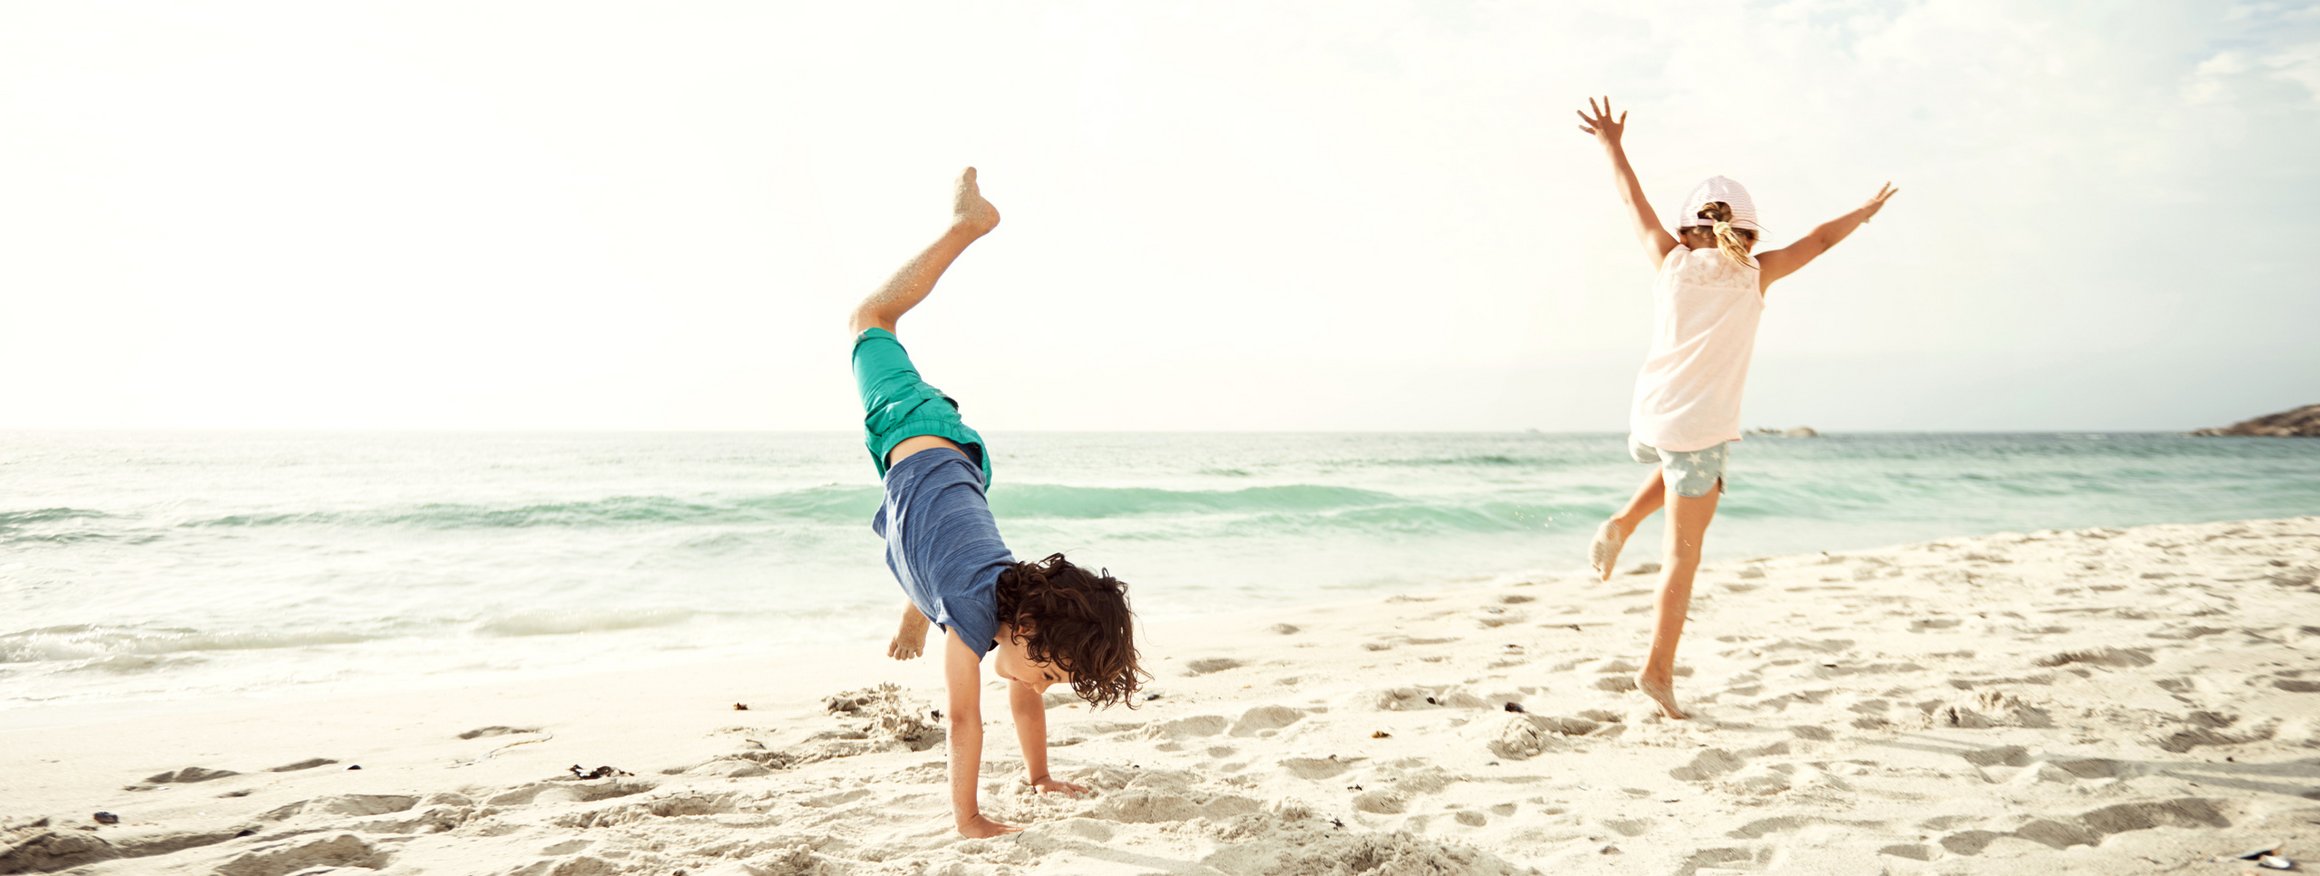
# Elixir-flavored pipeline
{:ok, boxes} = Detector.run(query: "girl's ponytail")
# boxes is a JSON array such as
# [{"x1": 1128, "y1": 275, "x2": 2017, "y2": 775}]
[{"x1": 1696, "y1": 201, "x2": 1756, "y2": 269}]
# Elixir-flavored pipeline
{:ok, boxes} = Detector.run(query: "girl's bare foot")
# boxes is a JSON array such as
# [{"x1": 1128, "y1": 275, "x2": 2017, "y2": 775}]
[
  {"x1": 952, "y1": 167, "x2": 1001, "y2": 236},
  {"x1": 888, "y1": 606, "x2": 932, "y2": 660},
  {"x1": 1589, "y1": 519, "x2": 1627, "y2": 582},
  {"x1": 1637, "y1": 670, "x2": 1687, "y2": 720}
]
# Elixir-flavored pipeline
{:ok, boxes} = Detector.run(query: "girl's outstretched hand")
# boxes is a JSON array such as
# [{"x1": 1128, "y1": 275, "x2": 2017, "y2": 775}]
[
  {"x1": 1575, "y1": 96, "x2": 1627, "y2": 148},
  {"x1": 1861, "y1": 182, "x2": 1900, "y2": 222}
]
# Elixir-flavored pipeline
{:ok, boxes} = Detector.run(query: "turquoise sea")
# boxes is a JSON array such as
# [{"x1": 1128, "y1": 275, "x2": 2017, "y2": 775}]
[{"x1": 2, "y1": 431, "x2": 2314, "y2": 706}]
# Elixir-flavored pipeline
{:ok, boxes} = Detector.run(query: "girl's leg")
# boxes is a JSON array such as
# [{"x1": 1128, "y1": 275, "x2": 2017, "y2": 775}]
[
  {"x1": 1612, "y1": 467, "x2": 1667, "y2": 536},
  {"x1": 1638, "y1": 481, "x2": 1719, "y2": 719},
  {"x1": 1591, "y1": 467, "x2": 1667, "y2": 580}
]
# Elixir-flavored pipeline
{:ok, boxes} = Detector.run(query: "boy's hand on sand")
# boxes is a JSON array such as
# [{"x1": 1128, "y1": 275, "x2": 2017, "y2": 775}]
[
  {"x1": 1574, "y1": 95, "x2": 1626, "y2": 147},
  {"x1": 888, "y1": 606, "x2": 931, "y2": 660},
  {"x1": 956, "y1": 813, "x2": 1021, "y2": 839},
  {"x1": 887, "y1": 633, "x2": 923, "y2": 660},
  {"x1": 1860, "y1": 182, "x2": 1899, "y2": 221},
  {"x1": 952, "y1": 167, "x2": 1001, "y2": 236},
  {"x1": 1028, "y1": 776, "x2": 1089, "y2": 797}
]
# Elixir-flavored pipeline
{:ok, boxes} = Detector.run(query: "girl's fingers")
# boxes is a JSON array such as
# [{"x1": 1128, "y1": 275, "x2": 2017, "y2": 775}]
[
  {"x1": 1618, "y1": 110, "x2": 1627, "y2": 124},
  {"x1": 1588, "y1": 97, "x2": 1601, "y2": 116},
  {"x1": 1578, "y1": 124, "x2": 1596, "y2": 134}
]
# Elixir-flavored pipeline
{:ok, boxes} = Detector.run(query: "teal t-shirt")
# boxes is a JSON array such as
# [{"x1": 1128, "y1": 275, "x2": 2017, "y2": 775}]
[{"x1": 850, "y1": 328, "x2": 990, "y2": 482}]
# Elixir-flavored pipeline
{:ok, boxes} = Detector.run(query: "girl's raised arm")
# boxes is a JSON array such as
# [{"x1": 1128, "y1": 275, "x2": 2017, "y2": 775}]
[
  {"x1": 1755, "y1": 183, "x2": 1898, "y2": 291},
  {"x1": 1577, "y1": 96, "x2": 1678, "y2": 270}
]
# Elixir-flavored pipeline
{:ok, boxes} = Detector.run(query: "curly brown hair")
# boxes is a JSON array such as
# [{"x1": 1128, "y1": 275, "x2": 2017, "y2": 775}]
[{"x1": 994, "y1": 553, "x2": 1145, "y2": 708}]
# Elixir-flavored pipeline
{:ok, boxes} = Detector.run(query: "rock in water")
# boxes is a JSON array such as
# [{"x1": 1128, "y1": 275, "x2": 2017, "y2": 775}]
[
  {"x1": 2192, "y1": 404, "x2": 2320, "y2": 437},
  {"x1": 1782, "y1": 426, "x2": 1820, "y2": 438}
]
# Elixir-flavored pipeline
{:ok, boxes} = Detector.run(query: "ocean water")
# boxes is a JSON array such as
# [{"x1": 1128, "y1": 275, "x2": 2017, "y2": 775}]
[{"x1": 3, "y1": 431, "x2": 2314, "y2": 707}]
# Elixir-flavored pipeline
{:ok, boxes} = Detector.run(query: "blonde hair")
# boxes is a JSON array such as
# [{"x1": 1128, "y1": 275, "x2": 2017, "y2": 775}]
[{"x1": 1690, "y1": 201, "x2": 1757, "y2": 269}]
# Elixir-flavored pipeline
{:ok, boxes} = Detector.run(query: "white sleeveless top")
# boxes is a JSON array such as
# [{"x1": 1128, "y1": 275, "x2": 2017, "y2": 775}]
[{"x1": 1629, "y1": 244, "x2": 1764, "y2": 453}]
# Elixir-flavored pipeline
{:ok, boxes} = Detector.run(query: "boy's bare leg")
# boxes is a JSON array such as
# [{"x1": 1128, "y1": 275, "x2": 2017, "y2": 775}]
[
  {"x1": 1637, "y1": 484, "x2": 1718, "y2": 719},
  {"x1": 847, "y1": 167, "x2": 1002, "y2": 336},
  {"x1": 888, "y1": 604, "x2": 932, "y2": 660}
]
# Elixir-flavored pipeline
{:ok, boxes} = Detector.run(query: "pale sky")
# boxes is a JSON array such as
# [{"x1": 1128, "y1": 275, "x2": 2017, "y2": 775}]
[{"x1": 3, "y1": 1, "x2": 2315, "y2": 432}]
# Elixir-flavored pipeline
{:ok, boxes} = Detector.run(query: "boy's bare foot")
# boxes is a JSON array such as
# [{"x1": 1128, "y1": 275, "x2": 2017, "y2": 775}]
[
  {"x1": 956, "y1": 813, "x2": 1021, "y2": 839},
  {"x1": 952, "y1": 167, "x2": 1001, "y2": 236},
  {"x1": 1637, "y1": 670, "x2": 1686, "y2": 720},
  {"x1": 1589, "y1": 519, "x2": 1627, "y2": 582},
  {"x1": 888, "y1": 606, "x2": 932, "y2": 660}
]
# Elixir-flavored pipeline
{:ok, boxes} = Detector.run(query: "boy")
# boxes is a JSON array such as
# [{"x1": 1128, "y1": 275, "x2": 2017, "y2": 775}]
[{"x1": 847, "y1": 167, "x2": 1144, "y2": 838}]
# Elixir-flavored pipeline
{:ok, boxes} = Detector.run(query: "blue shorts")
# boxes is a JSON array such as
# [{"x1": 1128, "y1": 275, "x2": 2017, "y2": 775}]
[{"x1": 1630, "y1": 438, "x2": 1728, "y2": 498}]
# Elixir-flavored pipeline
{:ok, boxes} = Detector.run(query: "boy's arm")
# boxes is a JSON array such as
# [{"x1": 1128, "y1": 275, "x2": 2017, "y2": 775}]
[
  {"x1": 943, "y1": 630, "x2": 1018, "y2": 838},
  {"x1": 1010, "y1": 681, "x2": 1089, "y2": 796},
  {"x1": 1754, "y1": 182, "x2": 1898, "y2": 291}
]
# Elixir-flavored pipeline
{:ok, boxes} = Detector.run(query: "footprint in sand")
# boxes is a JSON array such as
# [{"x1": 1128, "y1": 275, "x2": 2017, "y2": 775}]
[
  {"x1": 133, "y1": 766, "x2": 240, "y2": 788},
  {"x1": 1368, "y1": 686, "x2": 1487, "y2": 711},
  {"x1": 215, "y1": 834, "x2": 391, "y2": 876},
  {"x1": 1184, "y1": 657, "x2": 1243, "y2": 675},
  {"x1": 552, "y1": 791, "x2": 741, "y2": 830},
  {"x1": 486, "y1": 780, "x2": 655, "y2": 808},
  {"x1": 1280, "y1": 756, "x2": 1355, "y2": 780},
  {"x1": 1601, "y1": 817, "x2": 1653, "y2": 837},
  {"x1": 1478, "y1": 714, "x2": 1562, "y2": 760},
  {"x1": 259, "y1": 794, "x2": 421, "y2": 822},
  {"x1": 1936, "y1": 797, "x2": 2229, "y2": 856},
  {"x1": 1228, "y1": 705, "x2": 1309, "y2": 737},
  {"x1": 1593, "y1": 675, "x2": 1638, "y2": 692},
  {"x1": 1091, "y1": 787, "x2": 1260, "y2": 824},
  {"x1": 1669, "y1": 748, "x2": 1744, "y2": 782},
  {"x1": 1920, "y1": 690, "x2": 2053, "y2": 729},
  {"x1": 1345, "y1": 762, "x2": 1457, "y2": 816},
  {"x1": 1789, "y1": 725, "x2": 1834, "y2": 741},
  {"x1": 2151, "y1": 711, "x2": 2276, "y2": 753},
  {"x1": 1957, "y1": 744, "x2": 2030, "y2": 767},
  {"x1": 1199, "y1": 820, "x2": 1527, "y2": 874},
  {"x1": 1351, "y1": 789, "x2": 1408, "y2": 814},
  {"x1": 1680, "y1": 846, "x2": 1766, "y2": 872},
  {"x1": 1474, "y1": 607, "x2": 1525, "y2": 628},
  {"x1": 1879, "y1": 843, "x2": 1938, "y2": 861},
  {"x1": 1148, "y1": 714, "x2": 1229, "y2": 742},
  {"x1": 1727, "y1": 814, "x2": 1878, "y2": 840},
  {"x1": 2033, "y1": 647, "x2": 2154, "y2": 669}
]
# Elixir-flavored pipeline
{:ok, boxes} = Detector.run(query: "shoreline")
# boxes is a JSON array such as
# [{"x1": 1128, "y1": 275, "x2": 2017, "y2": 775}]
[{"x1": 6, "y1": 515, "x2": 2319, "y2": 874}]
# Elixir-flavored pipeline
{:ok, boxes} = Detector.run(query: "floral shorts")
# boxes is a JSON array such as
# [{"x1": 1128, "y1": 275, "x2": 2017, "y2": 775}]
[{"x1": 1629, "y1": 438, "x2": 1729, "y2": 498}]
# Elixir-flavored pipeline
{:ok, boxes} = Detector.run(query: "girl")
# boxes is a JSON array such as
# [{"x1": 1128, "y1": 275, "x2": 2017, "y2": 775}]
[{"x1": 1575, "y1": 96, "x2": 1897, "y2": 719}]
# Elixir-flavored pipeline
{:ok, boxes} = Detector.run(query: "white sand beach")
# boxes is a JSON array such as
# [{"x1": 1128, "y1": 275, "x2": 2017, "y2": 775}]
[{"x1": 5, "y1": 516, "x2": 2317, "y2": 875}]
